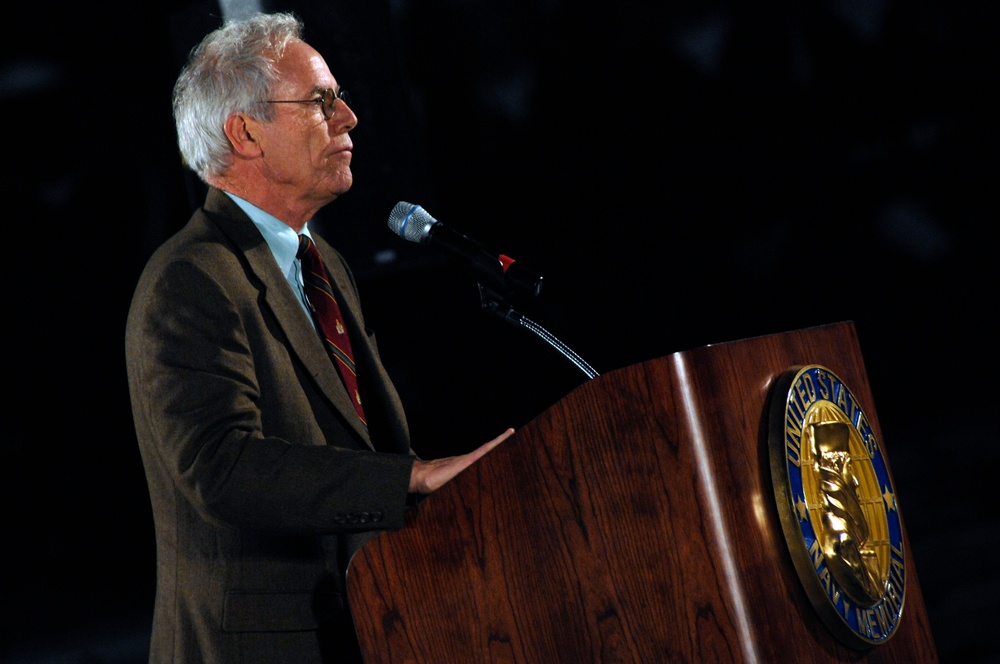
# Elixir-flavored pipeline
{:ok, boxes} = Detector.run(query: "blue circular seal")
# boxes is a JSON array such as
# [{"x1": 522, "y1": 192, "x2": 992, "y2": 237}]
[{"x1": 768, "y1": 365, "x2": 906, "y2": 648}]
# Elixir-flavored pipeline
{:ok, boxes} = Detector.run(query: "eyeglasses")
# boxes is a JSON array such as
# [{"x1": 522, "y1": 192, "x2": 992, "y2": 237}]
[{"x1": 263, "y1": 88, "x2": 351, "y2": 119}]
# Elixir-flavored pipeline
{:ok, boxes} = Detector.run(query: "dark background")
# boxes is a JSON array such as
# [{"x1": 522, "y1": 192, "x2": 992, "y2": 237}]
[{"x1": 3, "y1": 0, "x2": 997, "y2": 662}]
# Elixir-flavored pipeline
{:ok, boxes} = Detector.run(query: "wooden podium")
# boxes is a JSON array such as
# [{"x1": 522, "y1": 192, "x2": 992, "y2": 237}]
[{"x1": 346, "y1": 321, "x2": 938, "y2": 662}]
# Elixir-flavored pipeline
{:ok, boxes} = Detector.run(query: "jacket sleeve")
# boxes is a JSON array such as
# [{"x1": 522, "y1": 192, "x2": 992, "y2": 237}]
[{"x1": 126, "y1": 252, "x2": 415, "y2": 535}]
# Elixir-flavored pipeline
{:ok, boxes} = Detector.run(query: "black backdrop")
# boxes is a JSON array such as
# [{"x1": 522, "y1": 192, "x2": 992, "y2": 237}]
[{"x1": 3, "y1": 1, "x2": 997, "y2": 662}]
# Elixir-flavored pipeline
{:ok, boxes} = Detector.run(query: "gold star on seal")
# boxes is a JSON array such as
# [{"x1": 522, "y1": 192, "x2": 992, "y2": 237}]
[
  {"x1": 883, "y1": 486, "x2": 896, "y2": 511},
  {"x1": 795, "y1": 495, "x2": 808, "y2": 521}
]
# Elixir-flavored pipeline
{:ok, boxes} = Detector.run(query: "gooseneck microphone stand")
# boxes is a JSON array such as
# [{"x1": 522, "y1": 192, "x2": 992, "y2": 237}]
[
  {"x1": 385, "y1": 201, "x2": 599, "y2": 379},
  {"x1": 477, "y1": 282, "x2": 600, "y2": 381}
]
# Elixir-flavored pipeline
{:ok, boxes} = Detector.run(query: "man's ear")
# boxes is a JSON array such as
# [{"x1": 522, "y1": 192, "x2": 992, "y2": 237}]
[{"x1": 223, "y1": 112, "x2": 264, "y2": 158}]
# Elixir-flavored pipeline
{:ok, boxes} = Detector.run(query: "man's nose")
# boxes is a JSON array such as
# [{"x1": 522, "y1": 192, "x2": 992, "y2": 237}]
[{"x1": 331, "y1": 98, "x2": 357, "y2": 132}]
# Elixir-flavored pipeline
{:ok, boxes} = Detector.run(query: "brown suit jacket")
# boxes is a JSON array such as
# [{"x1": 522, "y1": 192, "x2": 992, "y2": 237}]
[{"x1": 126, "y1": 188, "x2": 415, "y2": 663}]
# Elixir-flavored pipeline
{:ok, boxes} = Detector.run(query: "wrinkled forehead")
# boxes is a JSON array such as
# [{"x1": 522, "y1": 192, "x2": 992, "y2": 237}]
[{"x1": 273, "y1": 39, "x2": 337, "y2": 95}]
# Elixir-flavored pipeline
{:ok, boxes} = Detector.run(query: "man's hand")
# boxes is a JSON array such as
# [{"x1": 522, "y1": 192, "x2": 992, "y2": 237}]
[{"x1": 409, "y1": 428, "x2": 515, "y2": 494}]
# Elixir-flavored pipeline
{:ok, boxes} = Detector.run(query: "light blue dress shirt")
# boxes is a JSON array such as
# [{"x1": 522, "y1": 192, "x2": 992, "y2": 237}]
[{"x1": 223, "y1": 191, "x2": 315, "y2": 325}]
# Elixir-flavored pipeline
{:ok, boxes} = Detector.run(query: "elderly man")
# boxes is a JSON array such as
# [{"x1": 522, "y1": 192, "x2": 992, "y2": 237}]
[{"x1": 125, "y1": 11, "x2": 511, "y2": 663}]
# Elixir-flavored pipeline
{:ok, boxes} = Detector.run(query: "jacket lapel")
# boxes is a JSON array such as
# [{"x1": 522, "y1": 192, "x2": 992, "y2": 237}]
[{"x1": 203, "y1": 189, "x2": 374, "y2": 449}]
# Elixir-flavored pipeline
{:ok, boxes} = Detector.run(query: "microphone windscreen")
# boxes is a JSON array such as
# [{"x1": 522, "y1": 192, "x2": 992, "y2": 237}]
[{"x1": 388, "y1": 202, "x2": 436, "y2": 243}]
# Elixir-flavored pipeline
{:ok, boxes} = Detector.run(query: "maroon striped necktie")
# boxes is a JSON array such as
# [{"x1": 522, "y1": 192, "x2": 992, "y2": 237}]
[{"x1": 297, "y1": 235, "x2": 367, "y2": 428}]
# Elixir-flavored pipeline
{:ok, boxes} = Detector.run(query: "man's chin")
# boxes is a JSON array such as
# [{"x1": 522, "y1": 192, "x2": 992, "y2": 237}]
[{"x1": 322, "y1": 175, "x2": 353, "y2": 203}]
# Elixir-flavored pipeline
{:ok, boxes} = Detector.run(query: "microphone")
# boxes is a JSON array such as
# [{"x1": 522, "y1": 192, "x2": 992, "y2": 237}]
[{"x1": 387, "y1": 202, "x2": 543, "y2": 298}]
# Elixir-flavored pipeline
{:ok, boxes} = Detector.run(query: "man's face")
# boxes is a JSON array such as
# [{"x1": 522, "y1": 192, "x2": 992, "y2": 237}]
[{"x1": 256, "y1": 39, "x2": 358, "y2": 207}]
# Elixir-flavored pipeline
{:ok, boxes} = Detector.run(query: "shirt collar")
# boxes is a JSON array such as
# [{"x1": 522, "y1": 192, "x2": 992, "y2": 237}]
[{"x1": 223, "y1": 191, "x2": 313, "y2": 276}]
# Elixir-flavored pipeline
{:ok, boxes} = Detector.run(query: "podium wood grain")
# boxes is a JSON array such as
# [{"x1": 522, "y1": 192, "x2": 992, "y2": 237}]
[{"x1": 346, "y1": 321, "x2": 938, "y2": 663}]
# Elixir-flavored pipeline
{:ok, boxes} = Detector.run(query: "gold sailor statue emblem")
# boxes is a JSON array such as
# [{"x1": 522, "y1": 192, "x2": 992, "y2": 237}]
[{"x1": 810, "y1": 421, "x2": 886, "y2": 606}]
